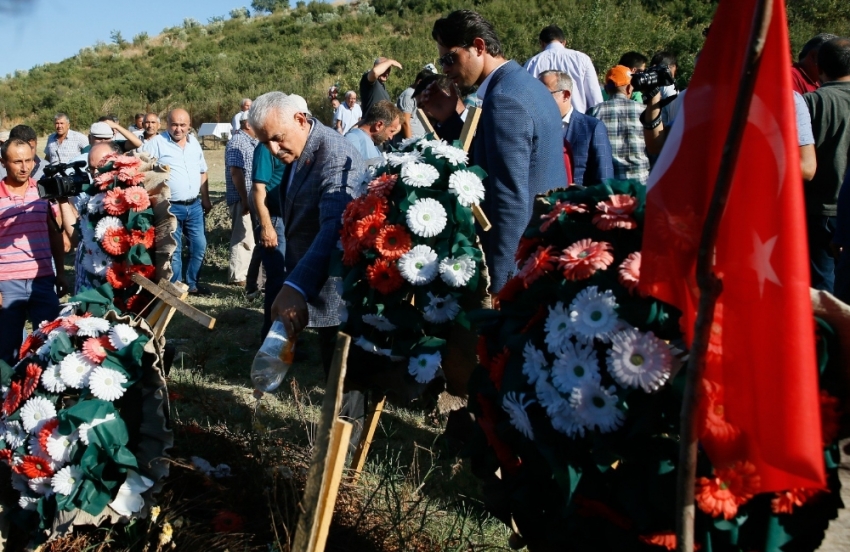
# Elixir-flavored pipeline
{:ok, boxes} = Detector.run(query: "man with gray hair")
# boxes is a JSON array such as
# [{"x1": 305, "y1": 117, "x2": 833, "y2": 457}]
[
  {"x1": 792, "y1": 33, "x2": 838, "y2": 94},
  {"x1": 334, "y1": 91, "x2": 362, "y2": 135},
  {"x1": 140, "y1": 113, "x2": 161, "y2": 144},
  {"x1": 232, "y1": 97, "x2": 253, "y2": 133},
  {"x1": 44, "y1": 113, "x2": 88, "y2": 164}
]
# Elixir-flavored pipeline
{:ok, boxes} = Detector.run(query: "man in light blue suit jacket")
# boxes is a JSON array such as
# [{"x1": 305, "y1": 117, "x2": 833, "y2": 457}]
[
  {"x1": 540, "y1": 70, "x2": 615, "y2": 186},
  {"x1": 432, "y1": 10, "x2": 567, "y2": 293}
]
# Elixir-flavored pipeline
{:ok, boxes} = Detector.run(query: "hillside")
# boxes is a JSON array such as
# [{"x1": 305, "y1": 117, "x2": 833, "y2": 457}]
[{"x1": 1, "y1": 0, "x2": 849, "y2": 133}]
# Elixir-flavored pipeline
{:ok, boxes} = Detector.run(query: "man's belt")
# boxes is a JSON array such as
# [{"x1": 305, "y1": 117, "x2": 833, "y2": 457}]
[{"x1": 171, "y1": 197, "x2": 198, "y2": 206}]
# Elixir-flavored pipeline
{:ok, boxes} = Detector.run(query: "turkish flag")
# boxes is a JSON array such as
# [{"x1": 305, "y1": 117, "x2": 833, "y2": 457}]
[{"x1": 639, "y1": 0, "x2": 826, "y2": 492}]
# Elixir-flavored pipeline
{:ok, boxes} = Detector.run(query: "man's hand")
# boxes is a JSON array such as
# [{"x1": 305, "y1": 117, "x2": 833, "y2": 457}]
[
  {"x1": 830, "y1": 242, "x2": 843, "y2": 259},
  {"x1": 55, "y1": 274, "x2": 69, "y2": 298},
  {"x1": 271, "y1": 285, "x2": 308, "y2": 338},
  {"x1": 201, "y1": 196, "x2": 212, "y2": 215},
  {"x1": 260, "y1": 223, "x2": 278, "y2": 248}
]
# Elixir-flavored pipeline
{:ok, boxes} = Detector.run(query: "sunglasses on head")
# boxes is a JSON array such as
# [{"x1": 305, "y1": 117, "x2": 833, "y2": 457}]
[{"x1": 437, "y1": 46, "x2": 467, "y2": 69}]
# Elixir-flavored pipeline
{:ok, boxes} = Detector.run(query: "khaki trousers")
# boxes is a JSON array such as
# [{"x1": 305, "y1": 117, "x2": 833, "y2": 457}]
[{"x1": 228, "y1": 200, "x2": 255, "y2": 283}]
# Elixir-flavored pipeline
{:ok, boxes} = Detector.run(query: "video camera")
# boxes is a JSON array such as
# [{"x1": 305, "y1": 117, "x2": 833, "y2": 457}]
[
  {"x1": 630, "y1": 65, "x2": 675, "y2": 94},
  {"x1": 37, "y1": 161, "x2": 89, "y2": 200}
]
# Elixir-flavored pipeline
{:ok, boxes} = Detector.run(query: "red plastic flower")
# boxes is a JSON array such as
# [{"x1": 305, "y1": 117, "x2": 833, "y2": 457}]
[
  {"x1": 37, "y1": 318, "x2": 63, "y2": 336},
  {"x1": 354, "y1": 213, "x2": 386, "y2": 249},
  {"x1": 695, "y1": 461, "x2": 760, "y2": 520},
  {"x1": 2, "y1": 381, "x2": 22, "y2": 416},
  {"x1": 368, "y1": 173, "x2": 398, "y2": 197},
  {"x1": 82, "y1": 337, "x2": 109, "y2": 364},
  {"x1": 558, "y1": 239, "x2": 614, "y2": 280},
  {"x1": 101, "y1": 227, "x2": 131, "y2": 255},
  {"x1": 129, "y1": 264, "x2": 155, "y2": 280},
  {"x1": 366, "y1": 259, "x2": 403, "y2": 295},
  {"x1": 61, "y1": 314, "x2": 88, "y2": 336},
  {"x1": 517, "y1": 246, "x2": 557, "y2": 286},
  {"x1": 618, "y1": 252, "x2": 642, "y2": 293},
  {"x1": 95, "y1": 171, "x2": 116, "y2": 190},
  {"x1": 103, "y1": 188, "x2": 130, "y2": 215},
  {"x1": 638, "y1": 532, "x2": 701, "y2": 551},
  {"x1": 356, "y1": 194, "x2": 387, "y2": 219},
  {"x1": 515, "y1": 237, "x2": 541, "y2": 265},
  {"x1": 18, "y1": 333, "x2": 44, "y2": 360},
  {"x1": 125, "y1": 293, "x2": 152, "y2": 314},
  {"x1": 592, "y1": 194, "x2": 638, "y2": 230},
  {"x1": 124, "y1": 186, "x2": 151, "y2": 211},
  {"x1": 38, "y1": 419, "x2": 59, "y2": 453},
  {"x1": 211, "y1": 510, "x2": 245, "y2": 533},
  {"x1": 341, "y1": 238, "x2": 361, "y2": 267},
  {"x1": 488, "y1": 348, "x2": 509, "y2": 391},
  {"x1": 18, "y1": 455, "x2": 55, "y2": 479},
  {"x1": 118, "y1": 168, "x2": 146, "y2": 186},
  {"x1": 130, "y1": 228, "x2": 155, "y2": 249},
  {"x1": 820, "y1": 390, "x2": 841, "y2": 447},
  {"x1": 496, "y1": 276, "x2": 524, "y2": 305},
  {"x1": 540, "y1": 200, "x2": 587, "y2": 232},
  {"x1": 0, "y1": 449, "x2": 11, "y2": 464},
  {"x1": 106, "y1": 262, "x2": 133, "y2": 289},
  {"x1": 771, "y1": 487, "x2": 822, "y2": 515},
  {"x1": 374, "y1": 225, "x2": 411, "y2": 260},
  {"x1": 21, "y1": 363, "x2": 42, "y2": 399},
  {"x1": 112, "y1": 154, "x2": 141, "y2": 169},
  {"x1": 697, "y1": 379, "x2": 741, "y2": 451}
]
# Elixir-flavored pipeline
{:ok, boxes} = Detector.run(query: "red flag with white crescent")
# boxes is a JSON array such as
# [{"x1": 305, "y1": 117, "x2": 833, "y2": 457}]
[{"x1": 639, "y1": 0, "x2": 826, "y2": 492}]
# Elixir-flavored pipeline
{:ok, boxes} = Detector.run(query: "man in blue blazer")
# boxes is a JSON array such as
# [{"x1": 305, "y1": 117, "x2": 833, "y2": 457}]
[
  {"x1": 431, "y1": 10, "x2": 567, "y2": 293},
  {"x1": 540, "y1": 70, "x2": 614, "y2": 186}
]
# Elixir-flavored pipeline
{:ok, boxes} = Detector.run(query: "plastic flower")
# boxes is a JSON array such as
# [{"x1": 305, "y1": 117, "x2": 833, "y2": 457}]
[
  {"x1": 448, "y1": 170, "x2": 485, "y2": 206},
  {"x1": 41, "y1": 362, "x2": 67, "y2": 393},
  {"x1": 502, "y1": 392, "x2": 535, "y2": 440},
  {"x1": 361, "y1": 314, "x2": 396, "y2": 332},
  {"x1": 109, "y1": 471, "x2": 154, "y2": 516},
  {"x1": 18, "y1": 496, "x2": 39, "y2": 511},
  {"x1": 75, "y1": 316, "x2": 110, "y2": 337},
  {"x1": 696, "y1": 461, "x2": 760, "y2": 520},
  {"x1": 123, "y1": 186, "x2": 151, "y2": 211},
  {"x1": 517, "y1": 246, "x2": 557, "y2": 286},
  {"x1": 366, "y1": 259, "x2": 404, "y2": 295},
  {"x1": 36, "y1": 318, "x2": 63, "y2": 336},
  {"x1": 367, "y1": 173, "x2": 398, "y2": 196},
  {"x1": 558, "y1": 239, "x2": 614, "y2": 280},
  {"x1": 118, "y1": 167, "x2": 146, "y2": 186},
  {"x1": 820, "y1": 390, "x2": 841, "y2": 447},
  {"x1": 697, "y1": 380, "x2": 741, "y2": 449},
  {"x1": 593, "y1": 194, "x2": 638, "y2": 230},
  {"x1": 417, "y1": 138, "x2": 446, "y2": 151},
  {"x1": 84, "y1": 247, "x2": 111, "y2": 276},
  {"x1": 406, "y1": 198, "x2": 447, "y2": 238},
  {"x1": 374, "y1": 225, "x2": 412, "y2": 260},
  {"x1": 211, "y1": 510, "x2": 246, "y2": 533},
  {"x1": 101, "y1": 226, "x2": 131, "y2": 255},
  {"x1": 386, "y1": 151, "x2": 423, "y2": 167},
  {"x1": 439, "y1": 255, "x2": 476, "y2": 287},
  {"x1": 131, "y1": 228, "x2": 155, "y2": 249},
  {"x1": 618, "y1": 252, "x2": 642, "y2": 293},
  {"x1": 398, "y1": 245, "x2": 439, "y2": 285},
  {"x1": 5, "y1": 420, "x2": 27, "y2": 449},
  {"x1": 568, "y1": 286, "x2": 619, "y2": 343},
  {"x1": 354, "y1": 213, "x2": 386, "y2": 248},
  {"x1": 18, "y1": 333, "x2": 44, "y2": 360},
  {"x1": 606, "y1": 328, "x2": 672, "y2": 392},
  {"x1": 20, "y1": 397, "x2": 57, "y2": 434},
  {"x1": 94, "y1": 216, "x2": 123, "y2": 240},
  {"x1": 109, "y1": 324, "x2": 139, "y2": 350},
  {"x1": 488, "y1": 348, "x2": 509, "y2": 390},
  {"x1": 515, "y1": 237, "x2": 542, "y2": 265},
  {"x1": 431, "y1": 143, "x2": 469, "y2": 165},
  {"x1": 539, "y1": 200, "x2": 588, "y2": 232},
  {"x1": 103, "y1": 188, "x2": 130, "y2": 215},
  {"x1": 45, "y1": 428, "x2": 78, "y2": 463},
  {"x1": 521, "y1": 341, "x2": 547, "y2": 385},
  {"x1": 408, "y1": 352, "x2": 441, "y2": 383},
  {"x1": 78, "y1": 414, "x2": 116, "y2": 445},
  {"x1": 771, "y1": 487, "x2": 821, "y2": 515},
  {"x1": 422, "y1": 292, "x2": 460, "y2": 323},
  {"x1": 353, "y1": 194, "x2": 388, "y2": 219},
  {"x1": 86, "y1": 192, "x2": 106, "y2": 214},
  {"x1": 638, "y1": 532, "x2": 695, "y2": 551},
  {"x1": 27, "y1": 476, "x2": 53, "y2": 496},
  {"x1": 19, "y1": 455, "x2": 55, "y2": 479},
  {"x1": 2, "y1": 381, "x2": 22, "y2": 416},
  {"x1": 552, "y1": 341, "x2": 601, "y2": 393},
  {"x1": 19, "y1": 364, "x2": 40, "y2": 403},
  {"x1": 401, "y1": 162, "x2": 440, "y2": 188},
  {"x1": 543, "y1": 302, "x2": 572, "y2": 354},
  {"x1": 569, "y1": 383, "x2": 624, "y2": 433},
  {"x1": 88, "y1": 367, "x2": 128, "y2": 401},
  {"x1": 82, "y1": 337, "x2": 109, "y2": 364},
  {"x1": 59, "y1": 352, "x2": 96, "y2": 388},
  {"x1": 111, "y1": 154, "x2": 141, "y2": 168},
  {"x1": 51, "y1": 465, "x2": 83, "y2": 496},
  {"x1": 551, "y1": 407, "x2": 585, "y2": 438}
]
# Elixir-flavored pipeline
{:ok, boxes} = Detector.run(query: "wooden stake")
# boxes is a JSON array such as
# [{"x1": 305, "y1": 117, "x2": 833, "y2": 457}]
[
  {"x1": 458, "y1": 106, "x2": 481, "y2": 153},
  {"x1": 130, "y1": 273, "x2": 215, "y2": 330},
  {"x1": 416, "y1": 108, "x2": 436, "y2": 136},
  {"x1": 311, "y1": 418, "x2": 352, "y2": 552},
  {"x1": 675, "y1": 2, "x2": 772, "y2": 551},
  {"x1": 349, "y1": 394, "x2": 387, "y2": 483}
]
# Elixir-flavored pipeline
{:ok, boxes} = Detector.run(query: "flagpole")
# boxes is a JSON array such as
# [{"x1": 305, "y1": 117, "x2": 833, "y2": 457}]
[{"x1": 675, "y1": 1, "x2": 773, "y2": 550}]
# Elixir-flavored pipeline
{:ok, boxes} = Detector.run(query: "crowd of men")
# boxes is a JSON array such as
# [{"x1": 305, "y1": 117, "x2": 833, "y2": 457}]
[{"x1": 2, "y1": 10, "x2": 850, "y2": 380}]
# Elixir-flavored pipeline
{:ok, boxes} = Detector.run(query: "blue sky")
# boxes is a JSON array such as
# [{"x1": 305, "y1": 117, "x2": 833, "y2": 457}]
[{"x1": 0, "y1": 0, "x2": 262, "y2": 76}]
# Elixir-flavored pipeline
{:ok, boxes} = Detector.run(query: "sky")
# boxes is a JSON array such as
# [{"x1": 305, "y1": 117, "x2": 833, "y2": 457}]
[{"x1": 0, "y1": 0, "x2": 261, "y2": 76}]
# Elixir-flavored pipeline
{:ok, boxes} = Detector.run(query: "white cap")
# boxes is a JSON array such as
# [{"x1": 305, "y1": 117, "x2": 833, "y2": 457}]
[
  {"x1": 290, "y1": 94, "x2": 312, "y2": 116},
  {"x1": 90, "y1": 122, "x2": 113, "y2": 139}
]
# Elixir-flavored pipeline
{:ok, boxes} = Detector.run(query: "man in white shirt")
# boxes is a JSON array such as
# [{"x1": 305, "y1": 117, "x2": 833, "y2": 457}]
[
  {"x1": 231, "y1": 98, "x2": 252, "y2": 133},
  {"x1": 524, "y1": 25, "x2": 603, "y2": 115},
  {"x1": 334, "y1": 91, "x2": 362, "y2": 135}
]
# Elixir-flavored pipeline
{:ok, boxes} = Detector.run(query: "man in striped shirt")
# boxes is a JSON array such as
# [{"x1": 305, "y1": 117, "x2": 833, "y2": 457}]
[{"x1": 0, "y1": 139, "x2": 67, "y2": 365}]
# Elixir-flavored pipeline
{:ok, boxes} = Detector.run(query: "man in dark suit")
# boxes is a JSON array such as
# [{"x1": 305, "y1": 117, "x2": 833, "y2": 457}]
[
  {"x1": 248, "y1": 92, "x2": 366, "y2": 372},
  {"x1": 539, "y1": 70, "x2": 614, "y2": 186},
  {"x1": 431, "y1": 10, "x2": 567, "y2": 293}
]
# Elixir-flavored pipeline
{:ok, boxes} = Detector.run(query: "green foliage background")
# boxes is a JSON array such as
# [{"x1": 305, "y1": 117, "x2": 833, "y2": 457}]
[{"x1": 1, "y1": 0, "x2": 849, "y2": 133}]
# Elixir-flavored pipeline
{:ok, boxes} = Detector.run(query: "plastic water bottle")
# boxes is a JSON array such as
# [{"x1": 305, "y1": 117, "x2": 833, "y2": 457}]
[{"x1": 251, "y1": 319, "x2": 295, "y2": 395}]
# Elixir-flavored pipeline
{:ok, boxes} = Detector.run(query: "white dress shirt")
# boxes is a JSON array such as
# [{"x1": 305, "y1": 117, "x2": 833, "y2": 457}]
[{"x1": 524, "y1": 42, "x2": 603, "y2": 114}]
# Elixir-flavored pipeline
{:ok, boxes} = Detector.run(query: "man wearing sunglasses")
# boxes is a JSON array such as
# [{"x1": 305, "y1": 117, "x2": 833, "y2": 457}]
[
  {"x1": 431, "y1": 10, "x2": 566, "y2": 294},
  {"x1": 360, "y1": 56, "x2": 403, "y2": 121}
]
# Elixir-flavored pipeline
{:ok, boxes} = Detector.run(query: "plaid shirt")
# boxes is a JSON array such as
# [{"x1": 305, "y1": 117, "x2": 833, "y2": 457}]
[
  {"x1": 587, "y1": 95, "x2": 650, "y2": 184},
  {"x1": 44, "y1": 130, "x2": 89, "y2": 164},
  {"x1": 224, "y1": 130, "x2": 259, "y2": 206}
]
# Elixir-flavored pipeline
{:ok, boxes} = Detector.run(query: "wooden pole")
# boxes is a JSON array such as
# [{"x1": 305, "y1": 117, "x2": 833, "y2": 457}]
[
  {"x1": 349, "y1": 394, "x2": 387, "y2": 483},
  {"x1": 675, "y1": 2, "x2": 773, "y2": 551}
]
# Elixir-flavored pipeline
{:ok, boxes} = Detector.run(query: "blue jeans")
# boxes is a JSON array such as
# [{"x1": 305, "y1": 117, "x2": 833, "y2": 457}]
[
  {"x1": 808, "y1": 216, "x2": 837, "y2": 293},
  {"x1": 258, "y1": 216, "x2": 286, "y2": 338},
  {"x1": 170, "y1": 200, "x2": 207, "y2": 290},
  {"x1": 0, "y1": 276, "x2": 59, "y2": 365}
]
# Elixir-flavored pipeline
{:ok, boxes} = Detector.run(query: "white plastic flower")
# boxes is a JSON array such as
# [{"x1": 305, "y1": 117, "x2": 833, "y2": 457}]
[
  {"x1": 59, "y1": 352, "x2": 96, "y2": 388},
  {"x1": 109, "y1": 471, "x2": 154, "y2": 516},
  {"x1": 28, "y1": 477, "x2": 54, "y2": 496},
  {"x1": 35, "y1": 329, "x2": 64, "y2": 357},
  {"x1": 79, "y1": 219, "x2": 96, "y2": 244},
  {"x1": 521, "y1": 342, "x2": 547, "y2": 385},
  {"x1": 5, "y1": 421, "x2": 27, "y2": 449},
  {"x1": 361, "y1": 314, "x2": 396, "y2": 332},
  {"x1": 75, "y1": 316, "x2": 110, "y2": 337},
  {"x1": 418, "y1": 138, "x2": 446, "y2": 151},
  {"x1": 354, "y1": 336, "x2": 381, "y2": 355},
  {"x1": 569, "y1": 383, "x2": 624, "y2": 433},
  {"x1": 607, "y1": 328, "x2": 673, "y2": 393},
  {"x1": 20, "y1": 397, "x2": 57, "y2": 434},
  {"x1": 41, "y1": 362, "x2": 67, "y2": 393},
  {"x1": 401, "y1": 162, "x2": 440, "y2": 188},
  {"x1": 568, "y1": 286, "x2": 619, "y2": 343},
  {"x1": 550, "y1": 407, "x2": 585, "y2": 438},
  {"x1": 46, "y1": 428, "x2": 78, "y2": 463},
  {"x1": 78, "y1": 413, "x2": 116, "y2": 446},
  {"x1": 502, "y1": 392, "x2": 535, "y2": 440},
  {"x1": 51, "y1": 465, "x2": 83, "y2": 496},
  {"x1": 398, "y1": 135, "x2": 423, "y2": 149},
  {"x1": 18, "y1": 496, "x2": 39, "y2": 510},
  {"x1": 406, "y1": 198, "x2": 447, "y2": 238},
  {"x1": 439, "y1": 255, "x2": 476, "y2": 287},
  {"x1": 85, "y1": 246, "x2": 111, "y2": 276},
  {"x1": 544, "y1": 302, "x2": 572, "y2": 354},
  {"x1": 28, "y1": 437, "x2": 60, "y2": 472},
  {"x1": 431, "y1": 143, "x2": 469, "y2": 165},
  {"x1": 386, "y1": 151, "x2": 423, "y2": 167},
  {"x1": 448, "y1": 171, "x2": 485, "y2": 206},
  {"x1": 422, "y1": 292, "x2": 460, "y2": 323},
  {"x1": 94, "y1": 216, "x2": 123, "y2": 240},
  {"x1": 398, "y1": 245, "x2": 439, "y2": 285},
  {"x1": 86, "y1": 192, "x2": 106, "y2": 214},
  {"x1": 408, "y1": 352, "x2": 441, "y2": 383},
  {"x1": 551, "y1": 341, "x2": 601, "y2": 394},
  {"x1": 109, "y1": 324, "x2": 139, "y2": 350},
  {"x1": 88, "y1": 367, "x2": 128, "y2": 401},
  {"x1": 535, "y1": 377, "x2": 569, "y2": 419}
]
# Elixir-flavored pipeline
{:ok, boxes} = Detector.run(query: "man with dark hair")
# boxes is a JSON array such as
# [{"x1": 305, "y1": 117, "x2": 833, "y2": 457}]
[
  {"x1": 44, "y1": 113, "x2": 88, "y2": 164},
  {"x1": 0, "y1": 125, "x2": 48, "y2": 181},
  {"x1": 524, "y1": 24, "x2": 602, "y2": 114},
  {"x1": 432, "y1": 10, "x2": 566, "y2": 292},
  {"x1": 397, "y1": 68, "x2": 436, "y2": 140},
  {"x1": 803, "y1": 37, "x2": 850, "y2": 292},
  {"x1": 345, "y1": 100, "x2": 402, "y2": 163},
  {"x1": 618, "y1": 51, "x2": 648, "y2": 73},
  {"x1": 413, "y1": 73, "x2": 468, "y2": 143},
  {"x1": 793, "y1": 33, "x2": 839, "y2": 94},
  {"x1": 650, "y1": 51, "x2": 679, "y2": 126},
  {"x1": 360, "y1": 56, "x2": 403, "y2": 120},
  {"x1": 128, "y1": 113, "x2": 145, "y2": 134}
]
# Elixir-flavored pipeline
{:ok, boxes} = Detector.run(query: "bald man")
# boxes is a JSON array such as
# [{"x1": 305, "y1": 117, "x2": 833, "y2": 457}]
[{"x1": 142, "y1": 108, "x2": 211, "y2": 295}]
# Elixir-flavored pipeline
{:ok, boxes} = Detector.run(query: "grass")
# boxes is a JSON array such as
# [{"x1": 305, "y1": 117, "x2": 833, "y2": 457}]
[{"x1": 33, "y1": 146, "x2": 511, "y2": 551}]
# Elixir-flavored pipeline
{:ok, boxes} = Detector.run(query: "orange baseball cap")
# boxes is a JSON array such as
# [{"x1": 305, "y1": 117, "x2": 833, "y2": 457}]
[{"x1": 605, "y1": 65, "x2": 633, "y2": 87}]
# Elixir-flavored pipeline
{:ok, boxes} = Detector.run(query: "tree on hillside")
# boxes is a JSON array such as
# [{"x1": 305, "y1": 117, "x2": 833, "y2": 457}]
[{"x1": 251, "y1": 0, "x2": 287, "y2": 13}]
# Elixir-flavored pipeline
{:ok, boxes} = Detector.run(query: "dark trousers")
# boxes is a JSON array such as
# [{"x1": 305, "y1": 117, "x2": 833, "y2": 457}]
[
  {"x1": 808, "y1": 215, "x2": 837, "y2": 293},
  {"x1": 257, "y1": 216, "x2": 286, "y2": 339},
  {"x1": 835, "y1": 247, "x2": 850, "y2": 304}
]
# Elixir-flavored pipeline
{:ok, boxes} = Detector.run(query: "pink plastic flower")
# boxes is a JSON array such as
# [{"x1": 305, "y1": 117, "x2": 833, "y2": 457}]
[
  {"x1": 124, "y1": 187, "x2": 151, "y2": 211},
  {"x1": 592, "y1": 194, "x2": 638, "y2": 230},
  {"x1": 558, "y1": 239, "x2": 614, "y2": 280},
  {"x1": 539, "y1": 200, "x2": 587, "y2": 232},
  {"x1": 618, "y1": 252, "x2": 642, "y2": 293}
]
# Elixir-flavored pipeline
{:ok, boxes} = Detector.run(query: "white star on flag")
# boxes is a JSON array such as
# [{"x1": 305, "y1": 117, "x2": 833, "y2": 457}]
[{"x1": 751, "y1": 232, "x2": 781, "y2": 297}]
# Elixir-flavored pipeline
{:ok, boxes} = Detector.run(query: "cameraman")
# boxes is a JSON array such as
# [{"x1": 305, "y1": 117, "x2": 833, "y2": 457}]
[{"x1": 0, "y1": 125, "x2": 49, "y2": 182}]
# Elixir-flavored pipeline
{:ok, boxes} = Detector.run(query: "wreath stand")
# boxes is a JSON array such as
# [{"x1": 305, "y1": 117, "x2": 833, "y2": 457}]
[{"x1": 130, "y1": 273, "x2": 216, "y2": 336}]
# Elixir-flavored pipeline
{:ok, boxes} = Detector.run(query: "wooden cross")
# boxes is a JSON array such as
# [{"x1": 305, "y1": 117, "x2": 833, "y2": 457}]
[{"x1": 130, "y1": 273, "x2": 216, "y2": 337}]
